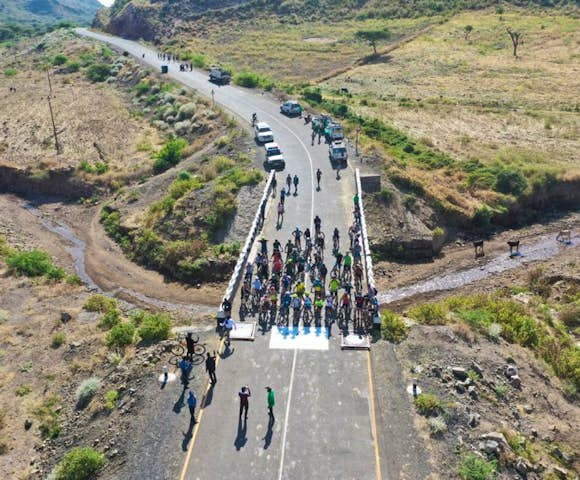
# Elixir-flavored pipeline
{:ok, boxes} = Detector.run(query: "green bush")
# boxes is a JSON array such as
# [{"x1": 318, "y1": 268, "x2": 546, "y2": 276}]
[
  {"x1": 379, "y1": 188, "x2": 394, "y2": 203},
  {"x1": 380, "y1": 310, "x2": 408, "y2": 343},
  {"x1": 457, "y1": 453, "x2": 497, "y2": 480},
  {"x1": 65, "y1": 60, "x2": 80, "y2": 72},
  {"x1": 104, "y1": 390, "x2": 118, "y2": 411},
  {"x1": 97, "y1": 309, "x2": 121, "y2": 330},
  {"x1": 414, "y1": 393, "x2": 442, "y2": 416},
  {"x1": 134, "y1": 80, "x2": 151, "y2": 96},
  {"x1": 138, "y1": 313, "x2": 171, "y2": 343},
  {"x1": 75, "y1": 377, "x2": 101, "y2": 408},
  {"x1": 52, "y1": 54, "x2": 68, "y2": 66},
  {"x1": 303, "y1": 87, "x2": 323, "y2": 104},
  {"x1": 472, "y1": 204, "x2": 494, "y2": 230},
  {"x1": 234, "y1": 71, "x2": 260, "y2": 88},
  {"x1": 51, "y1": 332, "x2": 66, "y2": 349},
  {"x1": 106, "y1": 322, "x2": 135, "y2": 349},
  {"x1": 494, "y1": 168, "x2": 527, "y2": 196},
  {"x1": 152, "y1": 138, "x2": 187, "y2": 174},
  {"x1": 83, "y1": 294, "x2": 117, "y2": 313},
  {"x1": 86, "y1": 63, "x2": 111, "y2": 82},
  {"x1": 403, "y1": 193, "x2": 417, "y2": 210},
  {"x1": 169, "y1": 176, "x2": 203, "y2": 200},
  {"x1": 53, "y1": 447, "x2": 105, "y2": 480},
  {"x1": 4, "y1": 68, "x2": 17, "y2": 77},
  {"x1": 408, "y1": 303, "x2": 447, "y2": 325},
  {"x1": 6, "y1": 250, "x2": 64, "y2": 279},
  {"x1": 560, "y1": 302, "x2": 580, "y2": 328}
]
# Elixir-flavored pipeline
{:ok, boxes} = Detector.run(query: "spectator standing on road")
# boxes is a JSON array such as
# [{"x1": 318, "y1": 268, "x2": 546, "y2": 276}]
[
  {"x1": 179, "y1": 357, "x2": 192, "y2": 388},
  {"x1": 286, "y1": 174, "x2": 292, "y2": 193},
  {"x1": 277, "y1": 202, "x2": 285, "y2": 226},
  {"x1": 311, "y1": 130, "x2": 316, "y2": 146},
  {"x1": 316, "y1": 169, "x2": 322, "y2": 190},
  {"x1": 293, "y1": 175, "x2": 299, "y2": 195},
  {"x1": 187, "y1": 390, "x2": 197, "y2": 422},
  {"x1": 271, "y1": 174, "x2": 277, "y2": 197},
  {"x1": 185, "y1": 332, "x2": 195, "y2": 361},
  {"x1": 280, "y1": 188, "x2": 286, "y2": 205},
  {"x1": 239, "y1": 385, "x2": 251, "y2": 420},
  {"x1": 224, "y1": 316, "x2": 236, "y2": 346},
  {"x1": 266, "y1": 386, "x2": 275, "y2": 419},
  {"x1": 206, "y1": 351, "x2": 217, "y2": 384},
  {"x1": 259, "y1": 236, "x2": 268, "y2": 256}
]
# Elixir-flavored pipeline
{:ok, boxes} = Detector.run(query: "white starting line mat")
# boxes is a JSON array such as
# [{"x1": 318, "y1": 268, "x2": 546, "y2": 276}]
[
  {"x1": 230, "y1": 322, "x2": 256, "y2": 341},
  {"x1": 269, "y1": 326, "x2": 330, "y2": 350}
]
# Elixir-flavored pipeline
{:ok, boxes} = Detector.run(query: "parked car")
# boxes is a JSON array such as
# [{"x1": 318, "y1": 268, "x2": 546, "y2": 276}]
[
  {"x1": 329, "y1": 140, "x2": 348, "y2": 166},
  {"x1": 209, "y1": 66, "x2": 231, "y2": 85},
  {"x1": 280, "y1": 100, "x2": 303, "y2": 116},
  {"x1": 325, "y1": 122, "x2": 344, "y2": 143},
  {"x1": 264, "y1": 142, "x2": 285, "y2": 169},
  {"x1": 254, "y1": 122, "x2": 274, "y2": 144}
]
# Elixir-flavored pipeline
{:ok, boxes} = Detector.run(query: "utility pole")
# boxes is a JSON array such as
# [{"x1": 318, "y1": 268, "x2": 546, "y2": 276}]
[
  {"x1": 45, "y1": 68, "x2": 61, "y2": 155},
  {"x1": 355, "y1": 124, "x2": 361, "y2": 157}
]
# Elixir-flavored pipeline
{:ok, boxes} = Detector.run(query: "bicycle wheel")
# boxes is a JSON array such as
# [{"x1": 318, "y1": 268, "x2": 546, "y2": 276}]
[
  {"x1": 170, "y1": 343, "x2": 185, "y2": 359},
  {"x1": 193, "y1": 343, "x2": 206, "y2": 356}
]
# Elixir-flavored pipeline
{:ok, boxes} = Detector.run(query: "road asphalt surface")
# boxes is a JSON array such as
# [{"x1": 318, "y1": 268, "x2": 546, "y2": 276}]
[{"x1": 76, "y1": 28, "x2": 423, "y2": 480}]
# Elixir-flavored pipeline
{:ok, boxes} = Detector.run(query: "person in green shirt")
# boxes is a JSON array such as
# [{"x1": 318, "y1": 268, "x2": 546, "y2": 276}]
[{"x1": 266, "y1": 386, "x2": 275, "y2": 419}]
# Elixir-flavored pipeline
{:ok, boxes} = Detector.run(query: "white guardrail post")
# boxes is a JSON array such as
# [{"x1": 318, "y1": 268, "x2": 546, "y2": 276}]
[
  {"x1": 221, "y1": 171, "x2": 275, "y2": 309},
  {"x1": 355, "y1": 169, "x2": 379, "y2": 323}
]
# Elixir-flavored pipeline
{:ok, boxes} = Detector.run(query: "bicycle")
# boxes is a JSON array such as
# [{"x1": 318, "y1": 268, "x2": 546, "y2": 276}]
[{"x1": 170, "y1": 333, "x2": 206, "y2": 366}]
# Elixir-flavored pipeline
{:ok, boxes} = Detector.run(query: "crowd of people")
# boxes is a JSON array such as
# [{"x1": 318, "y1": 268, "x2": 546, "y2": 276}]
[{"x1": 228, "y1": 194, "x2": 378, "y2": 331}]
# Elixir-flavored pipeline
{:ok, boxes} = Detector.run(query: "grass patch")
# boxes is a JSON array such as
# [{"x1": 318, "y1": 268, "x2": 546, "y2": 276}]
[
  {"x1": 457, "y1": 453, "x2": 497, "y2": 480},
  {"x1": 414, "y1": 393, "x2": 442, "y2": 416},
  {"x1": 15, "y1": 385, "x2": 32, "y2": 397},
  {"x1": 104, "y1": 390, "x2": 118, "y2": 411},
  {"x1": 51, "y1": 332, "x2": 66, "y2": 349},
  {"x1": 32, "y1": 395, "x2": 62, "y2": 439}
]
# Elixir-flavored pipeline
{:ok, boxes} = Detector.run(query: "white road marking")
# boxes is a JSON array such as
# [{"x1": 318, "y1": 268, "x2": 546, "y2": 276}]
[
  {"x1": 278, "y1": 348, "x2": 298, "y2": 480},
  {"x1": 269, "y1": 326, "x2": 329, "y2": 350}
]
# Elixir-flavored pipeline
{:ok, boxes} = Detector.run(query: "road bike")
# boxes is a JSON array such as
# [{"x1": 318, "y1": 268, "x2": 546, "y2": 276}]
[{"x1": 170, "y1": 333, "x2": 206, "y2": 366}]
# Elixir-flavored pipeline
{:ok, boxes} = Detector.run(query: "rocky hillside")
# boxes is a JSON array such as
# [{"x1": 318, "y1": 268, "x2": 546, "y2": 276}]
[
  {"x1": 95, "y1": 0, "x2": 577, "y2": 40},
  {"x1": 0, "y1": 0, "x2": 101, "y2": 25}
]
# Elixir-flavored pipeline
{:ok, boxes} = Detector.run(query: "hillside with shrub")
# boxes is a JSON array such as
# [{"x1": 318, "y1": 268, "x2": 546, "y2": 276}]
[{"x1": 0, "y1": 0, "x2": 100, "y2": 26}]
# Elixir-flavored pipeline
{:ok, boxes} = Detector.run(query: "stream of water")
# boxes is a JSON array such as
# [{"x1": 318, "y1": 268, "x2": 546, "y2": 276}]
[
  {"x1": 378, "y1": 234, "x2": 578, "y2": 305},
  {"x1": 22, "y1": 203, "x2": 215, "y2": 316}
]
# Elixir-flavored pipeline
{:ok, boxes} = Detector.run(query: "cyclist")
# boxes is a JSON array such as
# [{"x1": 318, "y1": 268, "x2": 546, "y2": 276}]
[
  {"x1": 291, "y1": 247, "x2": 299, "y2": 264},
  {"x1": 273, "y1": 239, "x2": 281, "y2": 254},
  {"x1": 291, "y1": 294, "x2": 302, "y2": 312},
  {"x1": 353, "y1": 242, "x2": 362, "y2": 262},
  {"x1": 245, "y1": 262, "x2": 253, "y2": 281},
  {"x1": 354, "y1": 262, "x2": 363, "y2": 286},
  {"x1": 303, "y1": 293, "x2": 313, "y2": 319},
  {"x1": 252, "y1": 276, "x2": 263, "y2": 296},
  {"x1": 319, "y1": 263, "x2": 328, "y2": 283},
  {"x1": 343, "y1": 251, "x2": 353, "y2": 277},
  {"x1": 258, "y1": 236, "x2": 268, "y2": 256},
  {"x1": 272, "y1": 255, "x2": 283, "y2": 275},
  {"x1": 355, "y1": 292, "x2": 365, "y2": 320},
  {"x1": 281, "y1": 273, "x2": 292, "y2": 293},
  {"x1": 304, "y1": 228, "x2": 311, "y2": 242},
  {"x1": 281, "y1": 291, "x2": 292, "y2": 311},
  {"x1": 241, "y1": 279, "x2": 251, "y2": 301},
  {"x1": 314, "y1": 296, "x2": 324, "y2": 320},
  {"x1": 285, "y1": 239, "x2": 294, "y2": 259},
  {"x1": 314, "y1": 215, "x2": 321, "y2": 234},
  {"x1": 333, "y1": 227, "x2": 340, "y2": 250},
  {"x1": 293, "y1": 227, "x2": 302, "y2": 250},
  {"x1": 325, "y1": 293, "x2": 335, "y2": 320},
  {"x1": 285, "y1": 260, "x2": 295, "y2": 277},
  {"x1": 296, "y1": 280, "x2": 306, "y2": 297},
  {"x1": 348, "y1": 223, "x2": 358, "y2": 248},
  {"x1": 312, "y1": 277, "x2": 323, "y2": 298},
  {"x1": 340, "y1": 291, "x2": 351, "y2": 318},
  {"x1": 260, "y1": 293, "x2": 271, "y2": 314},
  {"x1": 334, "y1": 251, "x2": 343, "y2": 275},
  {"x1": 343, "y1": 280, "x2": 353, "y2": 296},
  {"x1": 316, "y1": 231, "x2": 325, "y2": 251},
  {"x1": 329, "y1": 275, "x2": 340, "y2": 298}
]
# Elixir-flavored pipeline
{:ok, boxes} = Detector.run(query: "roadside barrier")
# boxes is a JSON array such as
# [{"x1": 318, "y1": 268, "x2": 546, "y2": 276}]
[
  {"x1": 355, "y1": 169, "x2": 378, "y2": 311},
  {"x1": 221, "y1": 171, "x2": 275, "y2": 310}
]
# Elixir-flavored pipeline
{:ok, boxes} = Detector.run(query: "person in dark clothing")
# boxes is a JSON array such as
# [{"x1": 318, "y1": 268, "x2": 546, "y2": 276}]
[
  {"x1": 185, "y1": 332, "x2": 195, "y2": 361},
  {"x1": 205, "y1": 351, "x2": 217, "y2": 384},
  {"x1": 179, "y1": 357, "x2": 192, "y2": 388},
  {"x1": 187, "y1": 390, "x2": 197, "y2": 422},
  {"x1": 316, "y1": 169, "x2": 322, "y2": 190},
  {"x1": 239, "y1": 385, "x2": 251, "y2": 420}
]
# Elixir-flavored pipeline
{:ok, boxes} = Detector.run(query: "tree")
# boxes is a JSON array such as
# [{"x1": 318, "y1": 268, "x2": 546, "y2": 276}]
[
  {"x1": 506, "y1": 28, "x2": 522, "y2": 58},
  {"x1": 354, "y1": 28, "x2": 391, "y2": 56},
  {"x1": 464, "y1": 25, "x2": 473, "y2": 40}
]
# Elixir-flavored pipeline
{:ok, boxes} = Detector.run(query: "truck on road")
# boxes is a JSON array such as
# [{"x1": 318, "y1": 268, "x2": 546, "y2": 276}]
[
  {"x1": 209, "y1": 66, "x2": 231, "y2": 85},
  {"x1": 329, "y1": 140, "x2": 348, "y2": 166}
]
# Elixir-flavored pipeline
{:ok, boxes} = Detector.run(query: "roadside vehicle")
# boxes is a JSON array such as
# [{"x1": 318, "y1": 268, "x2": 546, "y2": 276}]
[
  {"x1": 264, "y1": 142, "x2": 285, "y2": 169},
  {"x1": 255, "y1": 122, "x2": 274, "y2": 144},
  {"x1": 329, "y1": 141, "x2": 348, "y2": 166},
  {"x1": 324, "y1": 122, "x2": 344, "y2": 143},
  {"x1": 209, "y1": 66, "x2": 231, "y2": 85},
  {"x1": 280, "y1": 100, "x2": 303, "y2": 116}
]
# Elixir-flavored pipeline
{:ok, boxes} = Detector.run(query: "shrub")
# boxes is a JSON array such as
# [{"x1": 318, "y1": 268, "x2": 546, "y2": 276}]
[
  {"x1": 403, "y1": 194, "x2": 417, "y2": 209},
  {"x1": 457, "y1": 453, "x2": 497, "y2": 480},
  {"x1": 86, "y1": 63, "x2": 111, "y2": 82},
  {"x1": 215, "y1": 135, "x2": 230, "y2": 148},
  {"x1": 138, "y1": 313, "x2": 171, "y2": 343},
  {"x1": 560, "y1": 302, "x2": 580, "y2": 328},
  {"x1": 53, "y1": 447, "x2": 105, "y2": 480},
  {"x1": 414, "y1": 393, "x2": 442, "y2": 416},
  {"x1": 134, "y1": 80, "x2": 151, "y2": 96},
  {"x1": 190, "y1": 52, "x2": 208, "y2": 68},
  {"x1": 98, "y1": 309, "x2": 121, "y2": 330},
  {"x1": 472, "y1": 205, "x2": 493, "y2": 230},
  {"x1": 65, "y1": 60, "x2": 80, "y2": 72},
  {"x1": 104, "y1": 390, "x2": 118, "y2": 411},
  {"x1": 380, "y1": 310, "x2": 408, "y2": 343},
  {"x1": 428, "y1": 416, "x2": 447, "y2": 436},
  {"x1": 494, "y1": 168, "x2": 527, "y2": 196},
  {"x1": 33, "y1": 395, "x2": 61, "y2": 439},
  {"x1": 6, "y1": 250, "x2": 64, "y2": 279},
  {"x1": 4, "y1": 68, "x2": 17, "y2": 77},
  {"x1": 76, "y1": 377, "x2": 101, "y2": 409},
  {"x1": 52, "y1": 54, "x2": 68, "y2": 66},
  {"x1": 169, "y1": 176, "x2": 203, "y2": 199},
  {"x1": 303, "y1": 87, "x2": 323, "y2": 104},
  {"x1": 234, "y1": 71, "x2": 260, "y2": 88},
  {"x1": 487, "y1": 322, "x2": 502, "y2": 342},
  {"x1": 494, "y1": 384, "x2": 508, "y2": 398},
  {"x1": 51, "y1": 332, "x2": 66, "y2": 348},
  {"x1": 379, "y1": 188, "x2": 394, "y2": 203},
  {"x1": 408, "y1": 303, "x2": 447, "y2": 325},
  {"x1": 152, "y1": 138, "x2": 187, "y2": 174},
  {"x1": 106, "y1": 322, "x2": 135, "y2": 349},
  {"x1": 83, "y1": 294, "x2": 117, "y2": 313}
]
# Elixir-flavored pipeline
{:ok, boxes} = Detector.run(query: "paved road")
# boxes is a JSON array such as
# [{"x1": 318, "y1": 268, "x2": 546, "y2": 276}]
[{"x1": 77, "y1": 29, "x2": 382, "y2": 480}]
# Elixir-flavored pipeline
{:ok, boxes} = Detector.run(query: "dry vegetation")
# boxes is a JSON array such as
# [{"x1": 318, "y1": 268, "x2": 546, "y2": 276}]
[{"x1": 0, "y1": 30, "x2": 162, "y2": 181}]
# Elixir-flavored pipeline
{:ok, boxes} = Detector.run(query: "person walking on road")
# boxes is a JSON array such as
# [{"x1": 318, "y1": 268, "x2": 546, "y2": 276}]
[
  {"x1": 206, "y1": 351, "x2": 217, "y2": 384},
  {"x1": 239, "y1": 385, "x2": 251, "y2": 420},
  {"x1": 286, "y1": 174, "x2": 292, "y2": 193},
  {"x1": 311, "y1": 130, "x2": 316, "y2": 146},
  {"x1": 277, "y1": 202, "x2": 285, "y2": 228},
  {"x1": 224, "y1": 316, "x2": 236, "y2": 347},
  {"x1": 271, "y1": 174, "x2": 277, "y2": 197},
  {"x1": 179, "y1": 357, "x2": 192, "y2": 388},
  {"x1": 293, "y1": 174, "x2": 299, "y2": 195},
  {"x1": 316, "y1": 168, "x2": 322, "y2": 190},
  {"x1": 187, "y1": 390, "x2": 197, "y2": 423},
  {"x1": 266, "y1": 386, "x2": 275, "y2": 419}
]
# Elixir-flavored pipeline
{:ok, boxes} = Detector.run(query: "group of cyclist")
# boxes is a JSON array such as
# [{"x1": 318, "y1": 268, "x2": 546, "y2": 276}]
[{"x1": 239, "y1": 200, "x2": 378, "y2": 331}]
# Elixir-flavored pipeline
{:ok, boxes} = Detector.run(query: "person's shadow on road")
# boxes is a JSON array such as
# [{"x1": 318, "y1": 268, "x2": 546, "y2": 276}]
[
  {"x1": 234, "y1": 417, "x2": 247, "y2": 451},
  {"x1": 182, "y1": 417, "x2": 195, "y2": 451},
  {"x1": 220, "y1": 343, "x2": 234, "y2": 359},
  {"x1": 173, "y1": 388, "x2": 186, "y2": 414},
  {"x1": 263, "y1": 415, "x2": 275, "y2": 449},
  {"x1": 204, "y1": 383, "x2": 215, "y2": 408}
]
